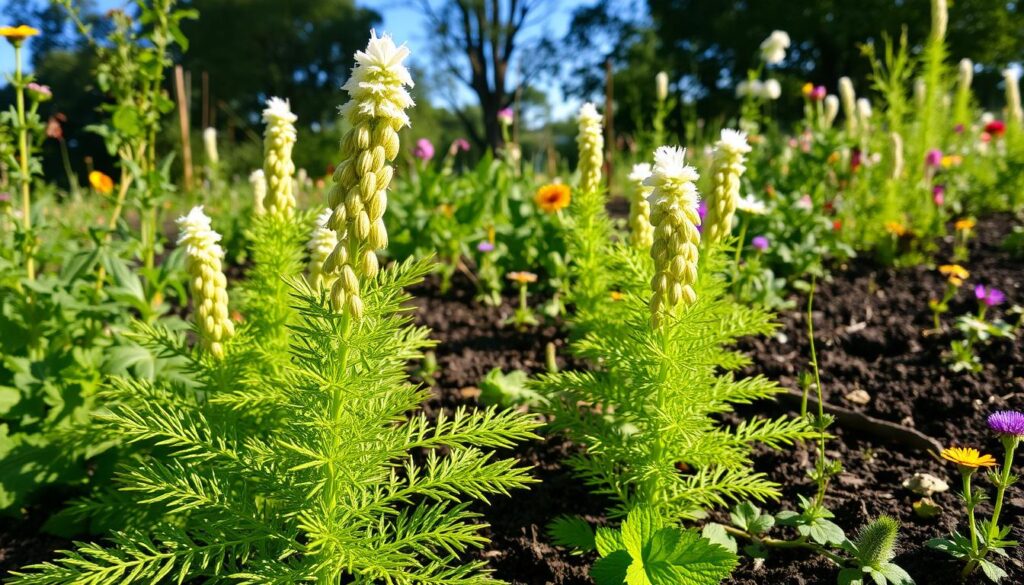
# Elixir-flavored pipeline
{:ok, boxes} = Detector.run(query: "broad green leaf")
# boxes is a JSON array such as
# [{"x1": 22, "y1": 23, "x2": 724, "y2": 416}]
[
  {"x1": 622, "y1": 507, "x2": 663, "y2": 560},
  {"x1": 548, "y1": 516, "x2": 596, "y2": 552},
  {"x1": 592, "y1": 550, "x2": 632, "y2": 585},
  {"x1": 596, "y1": 526, "x2": 625, "y2": 557},
  {"x1": 837, "y1": 568, "x2": 864, "y2": 585},
  {"x1": 977, "y1": 559, "x2": 1007, "y2": 583},
  {"x1": 701, "y1": 523, "x2": 738, "y2": 554},
  {"x1": 879, "y1": 562, "x2": 915, "y2": 585}
]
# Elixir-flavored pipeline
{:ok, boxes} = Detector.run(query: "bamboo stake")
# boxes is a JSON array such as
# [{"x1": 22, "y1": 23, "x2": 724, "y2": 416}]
[{"x1": 174, "y1": 65, "x2": 193, "y2": 191}]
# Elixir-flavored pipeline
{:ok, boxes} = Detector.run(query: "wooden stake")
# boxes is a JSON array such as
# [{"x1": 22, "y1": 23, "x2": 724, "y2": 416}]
[
  {"x1": 202, "y1": 71, "x2": 210, "y2": 130},
  {"x1": 174, "y1": 65, "x2": 193, "y2": 191}
]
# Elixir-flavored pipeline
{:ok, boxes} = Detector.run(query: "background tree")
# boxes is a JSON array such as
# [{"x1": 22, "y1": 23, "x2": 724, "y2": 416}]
[{"x1": 416, "y1": 0, "x2": 556, "y2": 151}]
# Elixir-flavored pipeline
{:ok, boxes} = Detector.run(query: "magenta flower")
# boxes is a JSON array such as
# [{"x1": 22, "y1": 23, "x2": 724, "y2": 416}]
[
  {"x1": 925, "y1": 148, "x2": 943, "y2": 168},
  {"x1": 811, "y1": 85, "x2": 827, "y2": 101},
  {"x1": 26, "y1": 82, "x2": 52, "y2": 102},
  {"x1": 0, "y1": 192, "x2": 11, "y2": 203},
  {"x1": 954, "y1": 123, "x2": 965, "y2": 134},
  {"x1": 988, "y1": 411, "x2": 1024, "y2": 437},
  {"x1": 413, "y1": 138, "x2": 435, "y2": 162},
  {"x1": 497, "y1": 107, "x2": 514, "y2": 126},
  {"x1": 974, "y1": 285, "x2": 1006, "y2": 307},
  {"x1": 751, "y1": 236, "x2": 769, "y2": 252},
  {"x1": 932, "y1": 184, "x2": 945, "y2": 206},
  {"x1": 477, "y1": 241, "x2": 495, "y2": 253},
  {"x1": 453, "y1": 138, "x2": 470, "y2": 152}
]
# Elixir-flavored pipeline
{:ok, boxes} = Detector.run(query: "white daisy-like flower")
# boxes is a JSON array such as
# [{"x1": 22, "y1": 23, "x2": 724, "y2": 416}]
[
  {"x1": 340, "y1": 31, "x2": 415, "y2": 129},
  {"x1": 628, "y1": 162, "x2": 652, "y2": 184},
  {"x1": 578, "y1": 102, "x2": 602, "y2": 125},
  {"x1": 263, "y1": 97, "x2": 297, "y2": 126},
  {"x1": 644, "y1": 146, "x2": 700, "y2": 207},
  {"x1": 737, "y1": 194, "x2": 768, "y2": 215},
  {"x1": 760, "y1": 30, "x2": 790, "y2": 65},
  {"x1": 718, "y1": 129, "x2": 751, "y2": 154}
]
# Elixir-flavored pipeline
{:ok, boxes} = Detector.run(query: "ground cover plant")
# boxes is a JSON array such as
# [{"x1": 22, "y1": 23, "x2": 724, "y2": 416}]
[{"x1": 1, "y1": 0, "x2": 1024, "y2": 583}]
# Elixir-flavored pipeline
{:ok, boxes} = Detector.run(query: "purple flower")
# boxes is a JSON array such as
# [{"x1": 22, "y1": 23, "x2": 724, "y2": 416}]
[
  {"x1": 751, "y1": 236, "x2": 769, "y2": 252},
  {"x1": 974, "y1": 285, "x2": 1006, "y2": 307},
  {"x1": 987, "y1": 410, "x2": 1024, "y2": 437},
  {"x1": 954, "y1": 123, "x2": 965, "y2": 134},
  {"x1": 932, "y1": 184, "x2": 945, "y2": 206},
  {"x1": 477, "y1": 241, "x2": 495, "y2": 253},
  {"x1": 925, "y1": 148, "x2": 943, "y2": 168},
  {"x1": 696, "y1": 200, "x2": 708, "y2": 233},
  {"x1": 497, "y1": 108, "x2": 514, "y2": 126},
  {"x1": 811, "y1": 85, "x2": 827, "y2": 101},
  {"x1": 413, "y1": 138, "x2": 435, "y2": 161}
]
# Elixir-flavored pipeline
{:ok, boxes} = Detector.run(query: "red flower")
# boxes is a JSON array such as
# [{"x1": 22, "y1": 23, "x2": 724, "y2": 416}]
[
  {"x1": 984, "y1": 120, "x2": 1006, "y2": 137},
  {"x1": 850, "y1": 148, "x2": 862, "y2": 172},
  {"x1": 833, "y1": 220, "x2": 842, "y2": 231}
]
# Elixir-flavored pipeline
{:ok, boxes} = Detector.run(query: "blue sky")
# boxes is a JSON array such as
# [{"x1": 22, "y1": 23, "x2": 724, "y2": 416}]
[{"x1": 2, "y1": 0, "x2": 588, "y2": 116}]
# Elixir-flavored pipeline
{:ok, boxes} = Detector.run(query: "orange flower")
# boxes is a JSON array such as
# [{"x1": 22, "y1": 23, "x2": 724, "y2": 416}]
[
  {"x1": 534, "y1": 183, "x2": 571, "y2": 213},
  {"x1": 610, "y1": 291, "x2": 624, "y2": 301},
  {"x1": 0, "y1": 25, "x2": 40, "y2": 45},
  {"x1": 884, "y1": 221, "x2": 907, "y2": 237},
  {"x1": 954, "y1": 218, "x2": 975, "y2": 232},
  {"x1": 801, "y1": 82, "x2": 814, "y2": 98},
  {"x1": 89, "y1": 171, "x2": 114, "y2": 195},
  {"x1": 940, "y1": 446, "x2": 997, "y2": 469},
  {"x1": 938, "y1": 264, "x2": 969, "y2": 287},
  {"x1": 507, "y1": 271, "x2": 538, "y2": 285}
]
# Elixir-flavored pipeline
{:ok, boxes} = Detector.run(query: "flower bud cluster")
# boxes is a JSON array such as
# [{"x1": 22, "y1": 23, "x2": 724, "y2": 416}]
[
  {"x1": 703, "y1": 129, "x2": 751, "y2": 246},
  {"x1": 262, "y1": 98, "x2": 298, "y2": 220},
  {"x1": 177, "y1": 207, "x2": 234, "y2": 358}
]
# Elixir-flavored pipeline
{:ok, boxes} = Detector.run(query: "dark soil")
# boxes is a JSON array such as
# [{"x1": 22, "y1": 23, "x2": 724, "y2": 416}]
[{"x1": 2, "y1": 213, "x2": 1022, "y2": 584}]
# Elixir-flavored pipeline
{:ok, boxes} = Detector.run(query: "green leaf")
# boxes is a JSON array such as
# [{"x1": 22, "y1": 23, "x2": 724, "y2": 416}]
[
  {"x1": 802, "y1": 517, "x2": 846, "y2": 545},
  {"x1": 548, "y1": 516, "x2": 596, "y2": 552},
  {"x1": 592, "y1": 550, "x2": 632, "y2": 585},
  {"x1": 838, "y1": 568, "x2": 865, "y2": 585},
  {"x1": 701, "y1": 523, "x2": 738, "y2": 554},
  {"x1": 925, "y1": 537, "x2": 970, "y2": 559},
  {"x1": 0, "y1": 386, "x2": 19, "y2": 416},
  {"x1": 596, "y1": 526, "x2": 626, "y2": 556},
  {"x1": 658, "y1": 529, "x2": 738, "y2": 585},
  {"x1": 977, "y1": 559, "x2": 1007, "y2": 583},
  {"x1": 621, "y1": 507, "x2": 663, "y2": 560},
  {"x1": 879, "y1": 562, "x2": 915, "y2": 585},
  {"x1": 112, "y1": 106, "x2": 142, "y2": 137}
]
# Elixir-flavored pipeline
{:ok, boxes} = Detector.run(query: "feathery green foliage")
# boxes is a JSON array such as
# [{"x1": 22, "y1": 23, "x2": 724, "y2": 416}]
[
  {"x1": 10, "y1": 249, "x2": 540, "y2": 584},
  {"x1": 839, "y1": 515, "x2": 913, "y2": 585},
  {"x1": 538, "y1": 241, "x2": 815, "y2": 520}
]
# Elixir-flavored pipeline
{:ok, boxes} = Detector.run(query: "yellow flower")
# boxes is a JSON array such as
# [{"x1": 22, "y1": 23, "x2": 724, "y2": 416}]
[
  {"x1": 940, "y1": 154, "x2": 962, "y2": 168},
  {"x1": 610, "y1": 291, "x2": 624, "y2": 301},
  {"x1": 884, "y1": 221, "x2": 907, "y2": 237},
  {"x1": 0, "y1": 25, "x2": 40, "y2": 45},
  {"x1": 939, "y1": 264, "x2": 969, "y2": 286},
  {"x1": 801, "y1": 82, "x2": 814, "y2": 97},
  {"x1": 507, "y1": 271, "x2": 538, "y2": 285},
  {"x1": 954, "y1": 218, "x2": 975, "y2": 232},
  {"x1": 940, "y1": 446, "x2": 997, "y2": 469},
  {"x1": 826, "y1": 151, "x2": 841, "y2": 165},
  {"x1": 89, "y1": 171, "x2": 114, "y2": 195},
  {"x1": 534, "y1": 183, "x2": 571, "y2": 213}
]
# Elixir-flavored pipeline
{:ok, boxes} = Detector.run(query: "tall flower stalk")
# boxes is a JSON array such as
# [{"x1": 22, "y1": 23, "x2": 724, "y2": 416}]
[
  {"x1": 647, "y1": 146, "x2": 701, "y2": 327},
  {"x1": 576, "y1": 102, "x2": 603, "y2": 196},
  {"x1": 307, "y1": 208, "x2": 338, "y2": 291},
  {"x1": 4, "y1": 25, "x2": 40, "y2": 280},
  {"x1": 261, "y1": 97, "x2": 298, "y2": 221},
  {"x1": 627, "y1": 163, "x2": 654, "y2": 250},
  {"x1": 323, "y1": 31, "x2": 414, "y2": 320},
  {"x1": 177, "y1": 206, "x2": 234, "y2": 359},
  {"x1": 703, "y1": 129, "x2": 751, "y2": 246}
]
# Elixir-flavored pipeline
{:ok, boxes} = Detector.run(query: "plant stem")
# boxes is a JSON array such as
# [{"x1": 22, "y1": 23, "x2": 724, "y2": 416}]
[
  {"x1": 723, "y1": 525, "x2": 847, "y2": 566},
  {"x1": 14, "y1": 44, "x2": 34, "y2": 281},
  {"x1": 734, "y1": 216, "x2": 749, "y2": 268},
  {"x1": 807, "y1": 277, "x2": 829, "y2": 508},
  {"x1": 984, "y1": 438, "x2": 1018, "y2": 546},
  {"x1": 963, "y1": 471, "x2": 979, "y2": 555},
  {"x1": 58, "y1": 138, "x2": 80, "y2": 199}
]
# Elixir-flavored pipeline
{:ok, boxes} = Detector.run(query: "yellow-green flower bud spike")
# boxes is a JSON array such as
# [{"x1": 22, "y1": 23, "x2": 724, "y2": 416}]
[
  {"x1": 249, "y1": 169, "x2": 267, "y2": 216},
  {"x1": 324, "y1": 31, "x2": 414, "y2": 319},
  {"x1": 627, "y1": 163, "x2": 654, "y2": 250},
  {"x1": 177, "y1": 206, "x2": 234, "y2": 359},
  {"x1": 1004, "y1": 68, "x2": 1023, "y2": 126},
  {"x1": 262, "y1": 97, "x2": 298, "y2": 220},
  {"x1": 646, "y1": 146, "x2": 701, "y2": 327},
  {"x1": 838, "y1": 77, "x2": 857, "y2": 133},
  {"x1": 930, "y1": 0, "x2": 947, "y2": 43},
  {"x1": 203, "y1": 127, "x2": 219, "y2": 167},
  {"x1": 576, "y1": 102, "x2": 604, "y2": 196},
  {"x1": 308, "y1": 208, "x2": 338, "y2": 291},
  {"x1": 703, "y1": 129, "x2": 751, "y2": 246}
]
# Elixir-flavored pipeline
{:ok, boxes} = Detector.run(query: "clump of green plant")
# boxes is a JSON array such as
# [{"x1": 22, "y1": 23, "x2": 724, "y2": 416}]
[
  {"x1": 538, "y1": 146, "x2": 814, "y2": 520},
  {"x1": 550, "y1": 507, "x2": 738, "y2": 584},
  {"x1": 10, "y1": 32, "x2": 540, "y2": 584}
]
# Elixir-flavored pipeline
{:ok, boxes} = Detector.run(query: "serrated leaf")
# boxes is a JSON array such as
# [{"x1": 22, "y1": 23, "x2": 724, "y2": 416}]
[
  {"x1": 701, "y1": 523, "x2": 737, "y2": 554},
  {"x1": 621, "y1": 507, "x2": 663, "y2": 560},
  {"x1": 548, "y1": 516, "x2": 596, "y2": 552},
  {"x1": 805, "y1": 517, "x2": 845, "y2": 545},
  {"x1": 978, "y1": 559, "x2": 1007, "y2": 583},
  {"x1": 879, "y1": 562, "x2": 915, "y2": 585},
  {"x1": 592, "y1": 550, "x2": 632, "y2": 585},
  {"x1": 596, "y1": 526, "x2": 626, "y2": 557}
]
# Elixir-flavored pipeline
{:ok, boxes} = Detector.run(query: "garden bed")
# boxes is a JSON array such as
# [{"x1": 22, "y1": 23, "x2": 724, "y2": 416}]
[{"x1": 1, "y1": 214, "x2": 1021, "y2": 584}]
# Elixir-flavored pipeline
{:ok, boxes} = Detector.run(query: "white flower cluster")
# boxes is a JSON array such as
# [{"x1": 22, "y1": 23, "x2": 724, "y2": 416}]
[
  {"x1": 249, "y1": 169, "x2": 266, "y2": 215},
  {"x1": 627, "y1": 163, "x2": 654, "y2": 250},
  {"x1": 177, "y1": 206, "x2": 234, "y2": 359},
  {"x1": 307, "y1": 208, "x2": 338, "y2": 291},
  {"x1": 576, "y1": 102, "x2": 604, "y2": 195},
  {"x1": 704, "y1": 129, "x2": 752, "y2": 245},
  {"x1": 760, "y1": 30, "x2": 790, "y2": 65},
  {"x1": 736, "y1": 78, "x2": 781, "y2": 101},
  {"x1": 646, "y1": 146, "x2": 701, "y2": 325},
  {"x1": 262, "y1": 97, "x2": 298, "y2": 220}
]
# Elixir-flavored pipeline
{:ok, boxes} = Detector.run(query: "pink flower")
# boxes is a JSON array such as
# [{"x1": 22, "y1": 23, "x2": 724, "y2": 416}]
[
  {"x1": 796, "y1": 194, "x2": 813, "y2": 210},
  {"x1": 453, "y1": 138, "x2": 470, "y2": 152},
  {"x1": 925, "y1": 149, "x2": 943, "y2": 168},
  {"x1": 932, "y1": 184, "x2": 945, "y2": 206},
  {"x1": 811, "y1": 85, "x2": 827, "y2": 101},
  {"x1": 413, "y1": 138, "x2": 435, "y2": 161},
  {"x1": 477, "y1": 241, "x2": 495, "y2": 253},
  {"x1": 497, "y1": 108, "x2": 514, "y2": 126},
  {"x1": 751, "y1": 236, "x2": 769, "y2": 251},
  {"x1": 974, "y1": 285, "x2": 1006, "y2": 307},
  {"x1": 26, "y1": 82, "x2": 52, "y2": 102}
]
